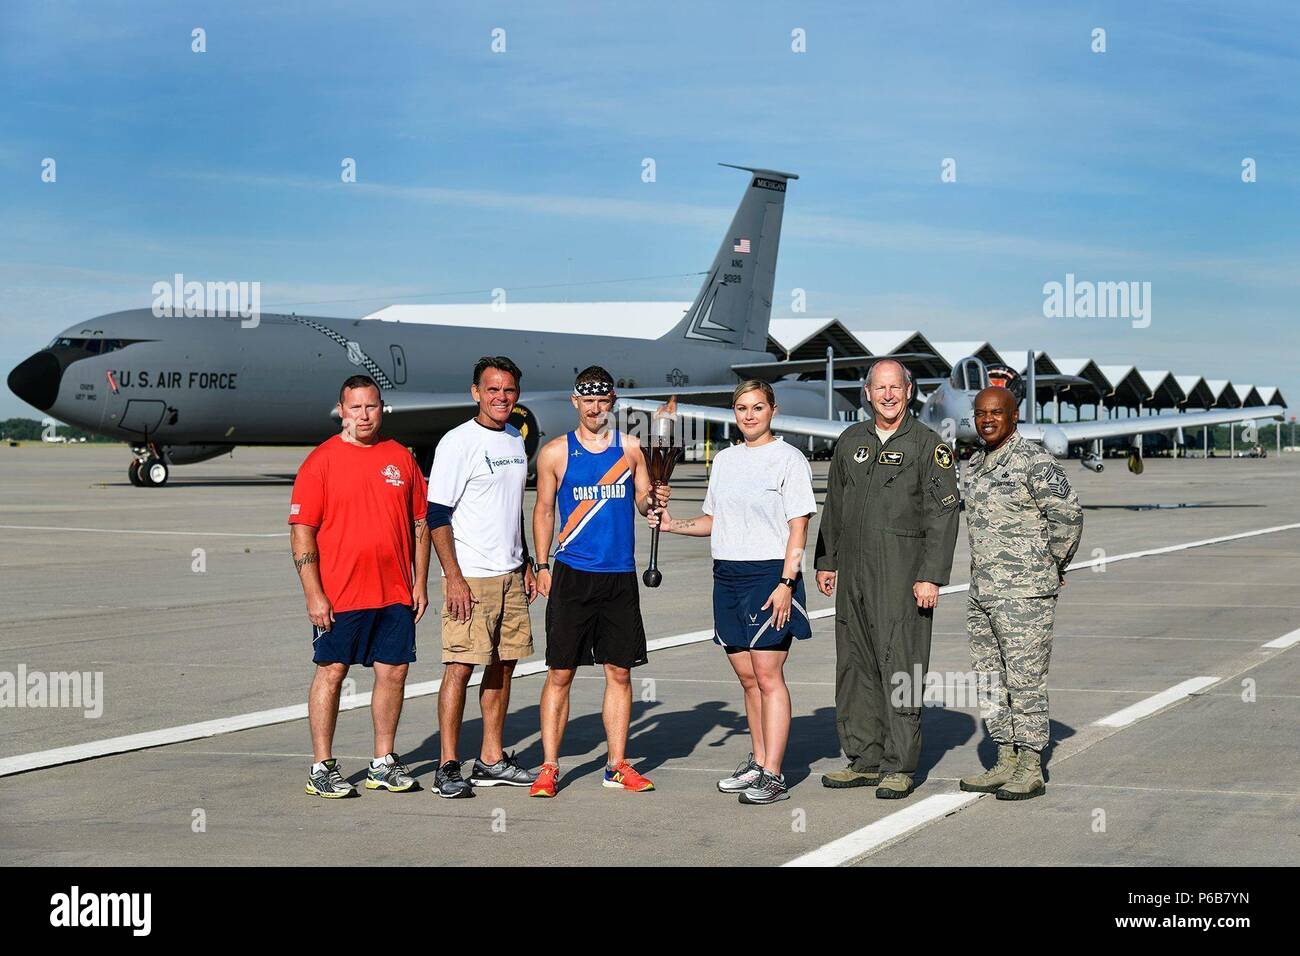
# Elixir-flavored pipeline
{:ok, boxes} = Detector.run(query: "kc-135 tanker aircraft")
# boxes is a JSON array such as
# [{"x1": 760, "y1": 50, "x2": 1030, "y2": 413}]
[{"x1": 7, "y1": 165, "x2": 1282, "y2": 486}]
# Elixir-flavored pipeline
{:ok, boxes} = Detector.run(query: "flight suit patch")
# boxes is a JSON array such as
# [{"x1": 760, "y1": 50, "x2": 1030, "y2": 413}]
[
  {"x1": 878, "y1": 450, "x2": 904, "y2": 465},
  {"x1": 941, "y1": 493, "x2": 956, "y2": 506},
  {"x1": 934, "y1": 444, "x2": 954, "y2": 469},
  {"x1": 853, "y1": 446, "x2": 870, "y2": 463}
]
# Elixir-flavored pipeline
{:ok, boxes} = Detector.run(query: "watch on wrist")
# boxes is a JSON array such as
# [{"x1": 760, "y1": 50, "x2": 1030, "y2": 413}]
[
  {"x1": 534, "y1": 562, "x2": 550, "y2": 573},
  {"x1": 779, "y1": 577, "x2": 797, "y2": 589}
]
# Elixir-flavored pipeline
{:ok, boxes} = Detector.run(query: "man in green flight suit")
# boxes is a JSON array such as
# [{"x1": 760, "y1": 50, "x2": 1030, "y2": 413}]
[{"x1": 815, "y1": 359, "x2": 961, "y2": 799}]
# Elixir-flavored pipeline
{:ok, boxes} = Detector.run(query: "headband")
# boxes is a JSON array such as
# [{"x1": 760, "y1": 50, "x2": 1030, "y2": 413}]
[{"x1": 573, "y1": 379, "x2": 615, "y2": 397}]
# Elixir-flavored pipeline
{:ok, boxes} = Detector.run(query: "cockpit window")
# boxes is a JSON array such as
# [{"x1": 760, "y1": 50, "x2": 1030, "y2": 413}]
[
  {"x1": 952, "y1": 358, "x2": 989, "y2": 391},
  {"x1": 47, "y1": 337, "x2": 132, "y2": 354}
]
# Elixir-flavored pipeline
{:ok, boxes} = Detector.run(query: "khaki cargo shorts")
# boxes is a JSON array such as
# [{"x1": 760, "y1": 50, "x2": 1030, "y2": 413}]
[{"x1": 441, "y1": 570, "x2": 534, "y2": 665}]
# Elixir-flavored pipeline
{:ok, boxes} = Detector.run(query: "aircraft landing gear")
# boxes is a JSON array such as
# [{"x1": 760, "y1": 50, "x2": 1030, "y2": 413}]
[
  {"x1": 1127, "y1": 448, "x2": 1144, "y2": 475},
  {"x1": 129, "y1": 445, "x2": 170, "y2": 487}
]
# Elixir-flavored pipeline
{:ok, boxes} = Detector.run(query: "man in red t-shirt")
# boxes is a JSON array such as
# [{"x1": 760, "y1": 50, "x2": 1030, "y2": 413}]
[{"x1": 289, "y1": 374, "x2": 431, "y2": 798}]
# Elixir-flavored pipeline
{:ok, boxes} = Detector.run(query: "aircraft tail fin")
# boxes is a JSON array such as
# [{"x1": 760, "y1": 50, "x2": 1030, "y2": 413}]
[{"x1": 663, "y1": 164, "x2": 797, "y2": 351}]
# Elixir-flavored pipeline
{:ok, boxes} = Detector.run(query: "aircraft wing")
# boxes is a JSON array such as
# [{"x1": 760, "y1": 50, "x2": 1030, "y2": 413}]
[
  {"x1": 616, "y1": 384, "x2": 739, "y2": 404},
  {"x1": 327, "y1": 390, "x2": 491, "y2": 434},
  {"x1": 1040, "y1": 405, "x2": 1285, "y2": 444},
  {"x1": 730, "y1": 353, "x2": 933, "y2": 379},
  {"x1": 619, "y1": 398, "x2": 853, "y2": 440},
  {"x1": 330, "y1": 385, "x2": 745, "y2": 433},
  {"x1": 627, "y1": 399, "x2": 1286, "y2": 453}
]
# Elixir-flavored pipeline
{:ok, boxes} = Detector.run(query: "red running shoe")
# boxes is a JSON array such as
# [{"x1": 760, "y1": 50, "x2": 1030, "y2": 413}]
[
  {"x1": 603, "y1": 760, "x2": 655, "y2": 792},
  {"x1": 530, "y1": 763, "x2": 559, "y2": 798}
]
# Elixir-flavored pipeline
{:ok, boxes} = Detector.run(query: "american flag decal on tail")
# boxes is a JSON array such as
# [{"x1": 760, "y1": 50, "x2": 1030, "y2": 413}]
[{"x1": 733, "y1": 238, "x2": 750, "y2": 254}]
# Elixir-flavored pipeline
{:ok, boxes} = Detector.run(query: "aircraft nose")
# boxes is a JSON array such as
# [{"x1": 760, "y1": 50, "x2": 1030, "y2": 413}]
[{"x1": 7, "y1": 350, "x2": 62, "y2": 411}]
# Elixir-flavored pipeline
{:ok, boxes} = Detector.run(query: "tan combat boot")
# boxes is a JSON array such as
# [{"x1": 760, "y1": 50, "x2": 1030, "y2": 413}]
[
  {"x1": 821, "y1": 765, "x2": 881, "y2": 789},
  {"x1": 959, "y1": 744, "x2": 1017, "y2": 793},
  {"x1": 874, "y1": 772, "x2": 914, "y2": 799},
  {"x1": 995, "y1": 747, "x2": 1045, "y2": 800}
]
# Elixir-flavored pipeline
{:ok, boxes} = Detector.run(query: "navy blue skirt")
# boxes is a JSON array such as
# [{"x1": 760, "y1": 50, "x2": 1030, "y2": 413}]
[{"x1": 712, "y1": 559, "x2": 812, "y2": 650}]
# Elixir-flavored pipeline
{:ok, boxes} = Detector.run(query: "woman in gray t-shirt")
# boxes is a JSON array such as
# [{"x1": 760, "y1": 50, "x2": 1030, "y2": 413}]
[{"x1": 648, "y1": 380, "x2": 817, "y2": 805}]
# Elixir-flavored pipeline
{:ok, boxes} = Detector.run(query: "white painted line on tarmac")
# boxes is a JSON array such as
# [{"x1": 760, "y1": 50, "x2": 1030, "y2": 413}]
[
  {"x1": 1092, "y1": 676, "x2": 1220, "y2": 728},
  {"x1": 783, "y1": 793, "x2": 981, "y2": 867},
  {"x1": 1261, "y1": 628, "x2": 1300, "y2": 649},
  {"x1": 0, "y1": 524, "x2": 288, "y2": 538},
  {"x1": 4, "y1": 523, "x2": 1297, "y2": 779},
  {"x1": 1064, "y1": 522, "x2": 1300, "y2": 572}
]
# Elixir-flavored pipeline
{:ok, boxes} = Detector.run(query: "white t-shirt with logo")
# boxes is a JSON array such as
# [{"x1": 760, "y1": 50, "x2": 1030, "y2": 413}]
[
  {"x1": 428, "y1": 419, "x2": 528, "y2": 577},
  {"x1": 703, "y1": 437, "x2": 817, "y2": 561}
]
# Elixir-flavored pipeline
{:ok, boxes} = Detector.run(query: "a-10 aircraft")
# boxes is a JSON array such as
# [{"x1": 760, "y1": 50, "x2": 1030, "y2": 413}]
[
  {"x1": 7, "y1": 164, "x2": 1282, "y2": 486},
  {"x1": 625, "y1": 350, "x2": 1285, "y2": 476}
]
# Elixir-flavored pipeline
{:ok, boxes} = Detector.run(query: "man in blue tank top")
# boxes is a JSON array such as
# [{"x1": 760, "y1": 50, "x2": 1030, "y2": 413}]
[{"x1": 528, "y1": 366, "x2": 670, "y2": 797}]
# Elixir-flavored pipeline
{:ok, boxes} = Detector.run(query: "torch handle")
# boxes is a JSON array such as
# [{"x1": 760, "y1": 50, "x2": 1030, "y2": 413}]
[{"x1": 643, "y1": 478, "x2": 665, "y2": 587}]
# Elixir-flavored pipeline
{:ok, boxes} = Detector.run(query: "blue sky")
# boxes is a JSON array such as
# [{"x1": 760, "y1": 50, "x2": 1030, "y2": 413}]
[{"x1": 2, "y1": 0, "x2": 1297, "y2": 418}]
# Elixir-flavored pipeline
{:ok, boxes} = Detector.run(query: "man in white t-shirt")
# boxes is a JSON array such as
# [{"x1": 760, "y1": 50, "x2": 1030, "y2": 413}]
[{"x1": 427, "y1": 356, "x2": 539, "y2": 798}]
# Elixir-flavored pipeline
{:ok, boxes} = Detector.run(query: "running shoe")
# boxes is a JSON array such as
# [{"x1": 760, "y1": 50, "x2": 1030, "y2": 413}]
[
  {"x1": 529, "y1": 763, "x2": 560, "y2": 798},
  {"x1": 433, "y1": 759, "x2": 474, "y2": 798},
  {"x1": 717, "y1": 753, "x2": 763, "y2": 793},
  {"x1": 603, "y1": 760, "x2": 655, "y2": 792},
  {"x1": 365, "y1": 752, "x2": 417, "y2": 792},
  {"x1": 470, "y1": 750, "x2": 538, "y2": 787},
  {"x1": 306, "y1": 758, "x2": 357, "y2": 799},
  {"x1": 738, "y1": 769, "x2": 789, "y2": 805}
]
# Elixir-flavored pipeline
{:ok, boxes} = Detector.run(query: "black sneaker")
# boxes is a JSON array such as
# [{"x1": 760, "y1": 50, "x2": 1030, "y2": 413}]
[
  {"x1": 433, "y1": 759, "x2": 474, "y2": 798},
  {"x1": 738, "y1": 769, "x2": 790, "y2": 805},
  {"x1": 470, "y1": 750, "x2": 538, "y2": 787}
]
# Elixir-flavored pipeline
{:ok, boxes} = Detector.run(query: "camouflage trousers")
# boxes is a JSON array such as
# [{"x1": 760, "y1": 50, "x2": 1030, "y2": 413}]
[{"x1": 966, "y1": 592, "x2": 1057, "y2": 752}]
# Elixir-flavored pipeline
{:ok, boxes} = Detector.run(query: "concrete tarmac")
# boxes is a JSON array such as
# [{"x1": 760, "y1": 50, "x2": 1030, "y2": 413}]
[{"x1": 1, "y1": 443, "x2": 1297, "y2": 866}]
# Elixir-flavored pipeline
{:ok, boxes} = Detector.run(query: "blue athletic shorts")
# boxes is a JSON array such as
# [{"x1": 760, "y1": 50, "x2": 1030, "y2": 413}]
[
  {"x1": 712, "y1": 559, "x2": 812, "y2": 651},
  {"x1": 311, "y1": 603, "x2": 416, "y2": 666}
]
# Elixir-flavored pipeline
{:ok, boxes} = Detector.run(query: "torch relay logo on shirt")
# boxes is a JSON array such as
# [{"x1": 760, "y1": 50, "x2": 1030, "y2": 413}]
[{"x1": 381, "y1": 464, "x2": 404, "y2": 487}]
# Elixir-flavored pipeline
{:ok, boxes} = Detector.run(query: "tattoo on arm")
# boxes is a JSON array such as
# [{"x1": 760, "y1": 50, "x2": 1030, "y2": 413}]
[
  {"x1": 670, "y1": 518, "x2": 696, "y2": 532},
  {"x1": 293, "y1": 551, "x2": 318, "y2": 572},
  {"x1": 414, "y1": 517, "x2": 428, "y2": 543}
]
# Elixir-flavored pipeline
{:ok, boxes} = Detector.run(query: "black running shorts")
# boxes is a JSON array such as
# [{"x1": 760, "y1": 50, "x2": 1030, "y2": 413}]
[{"x1": 544, "y1": 560, "x2": 648, "y2": 670}]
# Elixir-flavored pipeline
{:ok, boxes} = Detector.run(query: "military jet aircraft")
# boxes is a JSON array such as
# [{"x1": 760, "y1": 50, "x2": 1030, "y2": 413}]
[
  {"x1": 8, "y1": 165, "x2": 853, "y2": 486},
  {"x1": 624, "y1": 350, "x2": 1285, "y2": 476},
  {"x1": 9, "y1": 163, "x2": 1281, "y2": 485}
]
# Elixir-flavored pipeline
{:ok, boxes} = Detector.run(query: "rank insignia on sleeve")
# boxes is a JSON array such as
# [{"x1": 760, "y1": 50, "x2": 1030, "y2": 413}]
[
  {"x1": 853, "y1": 446, "x2": 870, "y2": 463},
  {"x1": 1046, "y1": 463, "x2": 1072, "y2": 498},
  {"x1": 878, "y1": 450, "x2": 904, "y2": 465},
  {"x1": 934, "y1": 444, "x2": 954, "y2": 469}
]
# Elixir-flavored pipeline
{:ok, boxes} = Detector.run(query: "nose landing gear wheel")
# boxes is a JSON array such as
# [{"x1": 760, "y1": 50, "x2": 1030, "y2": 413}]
[{"x1": 135, "y1": 457, "x2": 169, "y2": 486}]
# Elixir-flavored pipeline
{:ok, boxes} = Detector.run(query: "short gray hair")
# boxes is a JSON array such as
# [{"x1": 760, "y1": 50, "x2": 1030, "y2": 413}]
[{"x1": 866, "y1": 359, "x2": 913, "y2": 388}]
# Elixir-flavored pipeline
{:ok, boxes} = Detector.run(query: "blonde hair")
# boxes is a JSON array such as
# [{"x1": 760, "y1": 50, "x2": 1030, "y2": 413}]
[{"x1": 732, "y1": 379, "x2": 776, "y2": 407}]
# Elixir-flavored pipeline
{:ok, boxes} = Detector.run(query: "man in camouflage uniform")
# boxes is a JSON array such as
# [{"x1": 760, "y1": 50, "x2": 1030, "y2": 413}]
[
  {"x1": 959, "y1": 386, "x2": 1083, "y2": 800},
  {"x1": 815, "y1": 360, "x2": 961, "y2": 800}
]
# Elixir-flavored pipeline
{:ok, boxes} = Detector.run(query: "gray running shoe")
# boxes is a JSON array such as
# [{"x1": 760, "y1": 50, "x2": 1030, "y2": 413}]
[
  {"x1": 470, "y1": 750, "x2": 538, "y2": 787},
  {"x1": 738, "y1": 769, "x2": 790, "y2": 805},
  {"x1": 433, "y1": 759, "x2": 474, "y2": 798},
  {"x1": 306, "y1": 758, "x2": 357, "y2": 799},
  {"x1": 717, "y1": 753, "x2": 763, "y2": 793},
  {"x1": 365, "y1": 752, "x2": 417, "y2": 792}
]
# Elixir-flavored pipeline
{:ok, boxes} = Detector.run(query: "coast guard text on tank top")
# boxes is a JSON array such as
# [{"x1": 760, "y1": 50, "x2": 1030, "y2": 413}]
[{"x1": 555, "y1": 430, "x2": 635, "y2": 573}]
